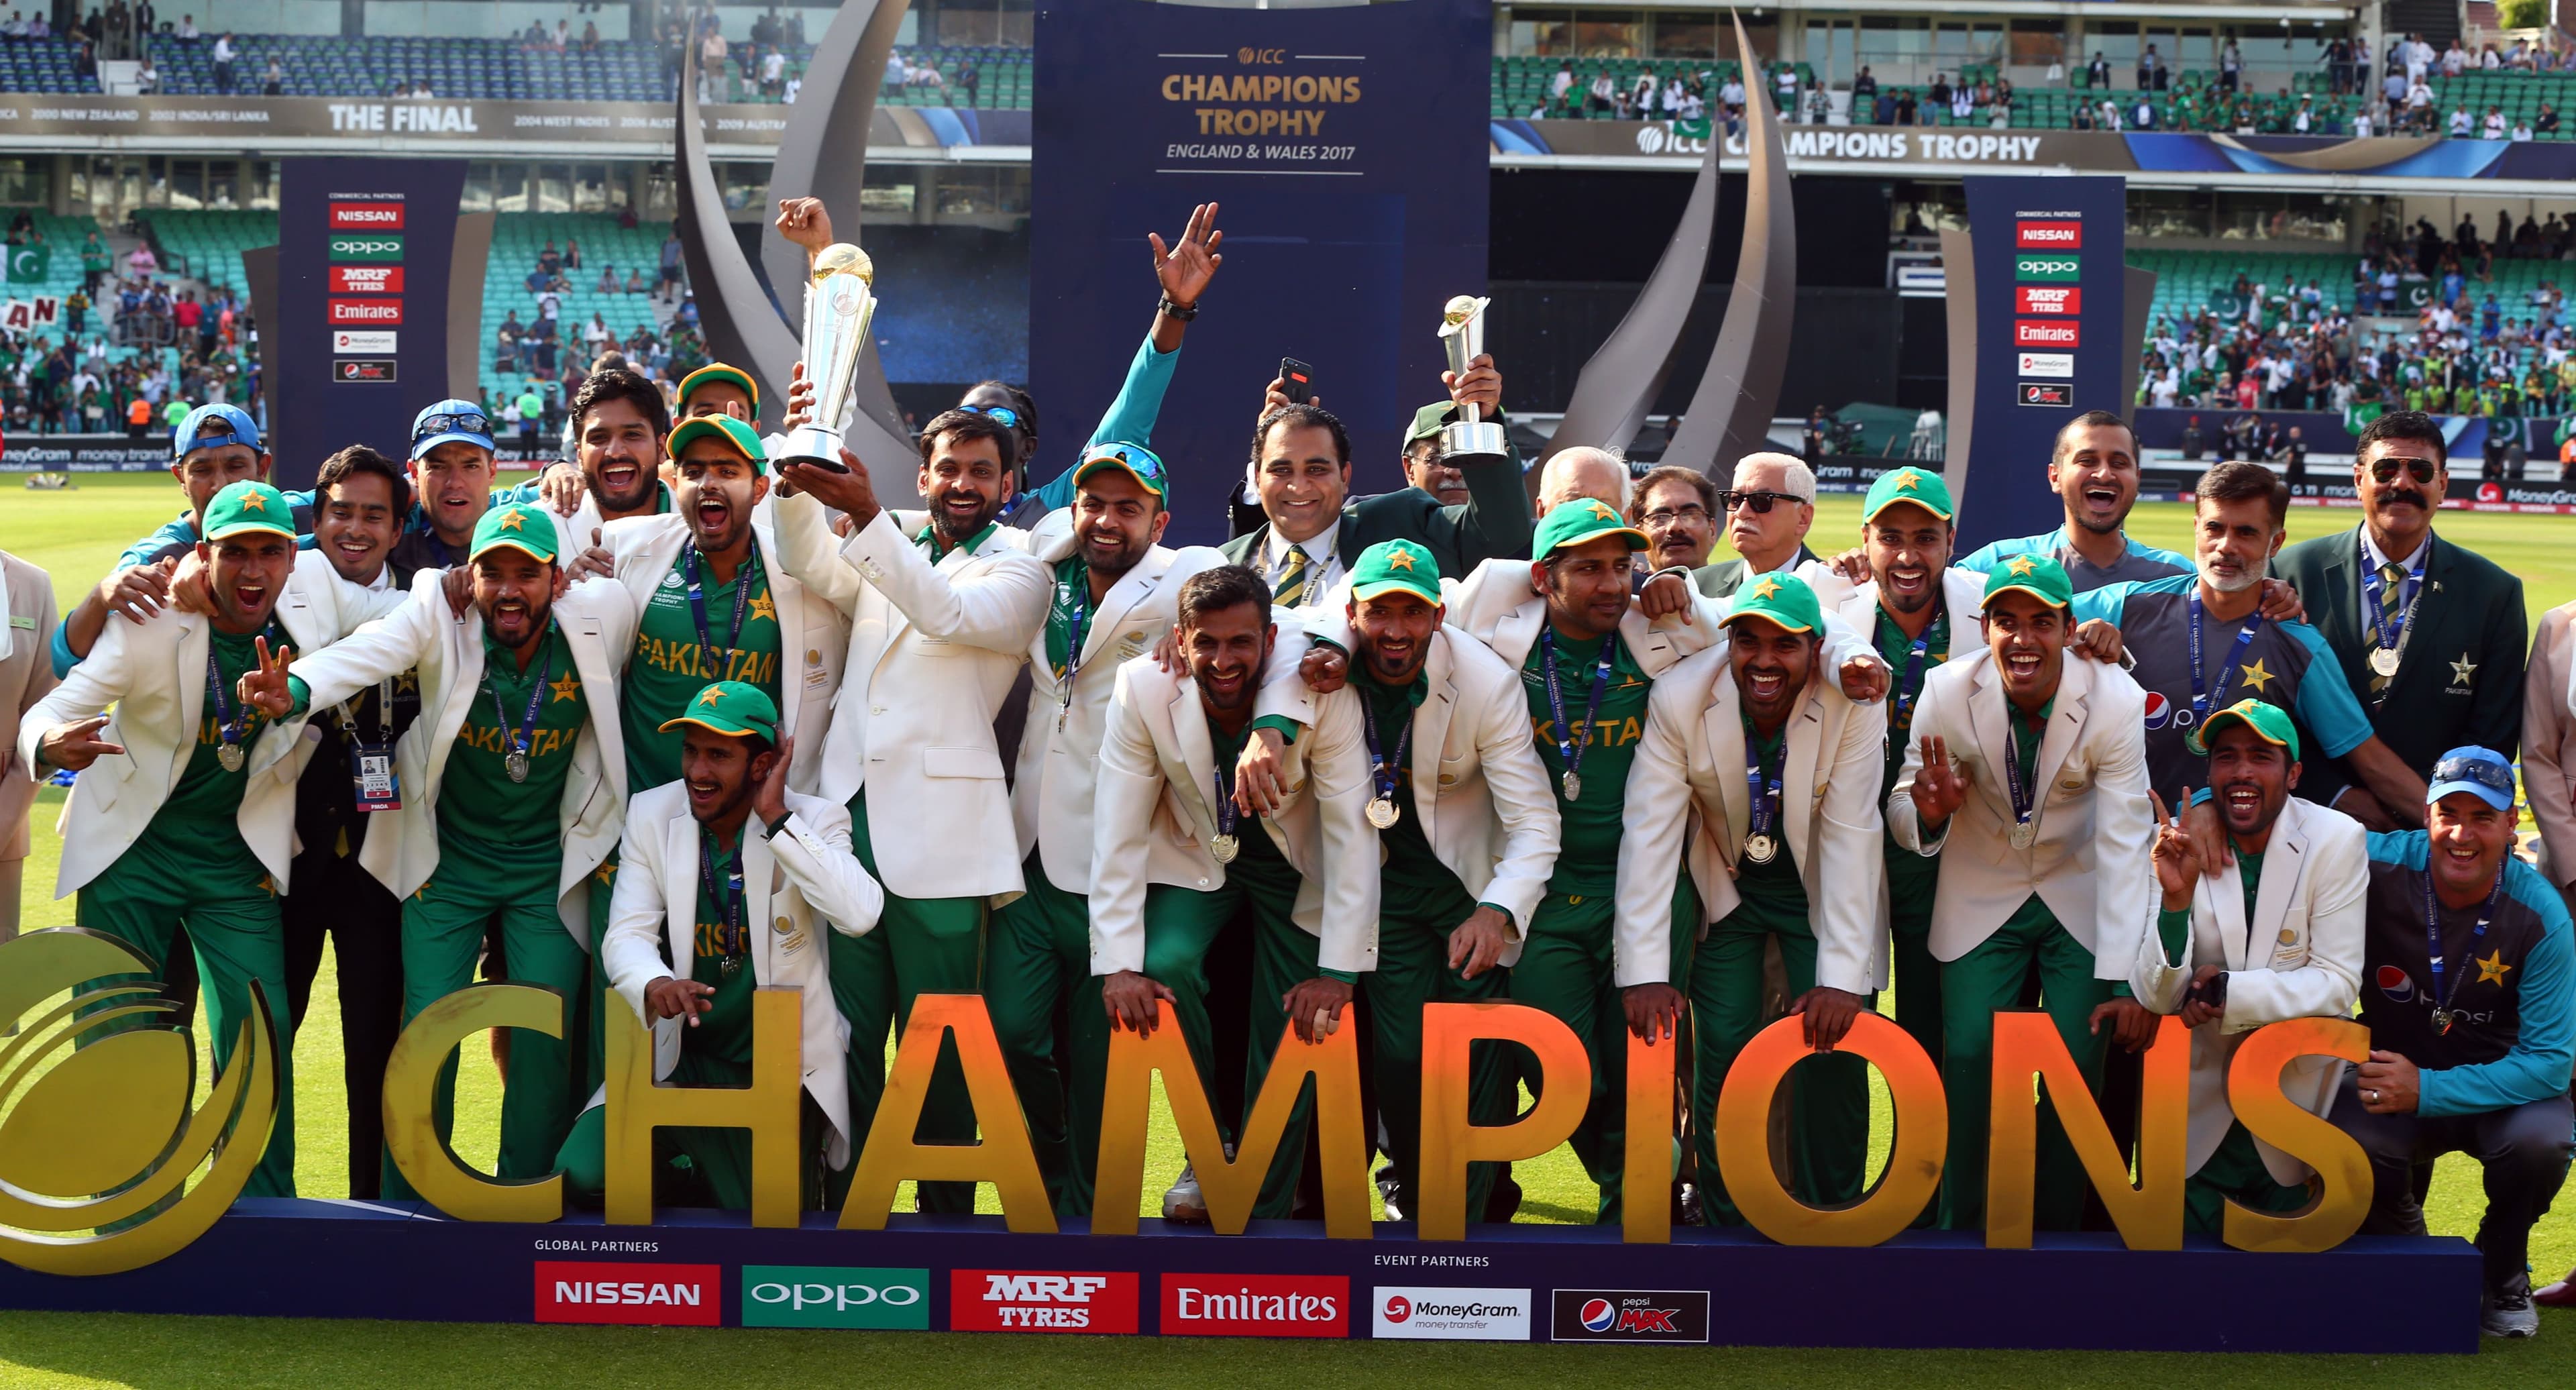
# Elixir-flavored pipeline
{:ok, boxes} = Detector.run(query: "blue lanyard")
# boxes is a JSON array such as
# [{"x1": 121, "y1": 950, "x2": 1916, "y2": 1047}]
[
  {"x1": 698, "y1": 831, "x2": 746, "y2": 960},
  {"x1": 2003, "y1": 706, "x2": 2041, "y2": 831},
  {"x1": 203, "y1": 639, "x2": 253, "y2": 756},
  {"x1": 681, "y1": 541, "x2": 757, "y2": 681},
  {"x1": 1057, "y1": 581, "x2": 1090, "y2": 689},
  {"x1": 1741, "y1": 720, "x2": 1782, "y2": 841},
  {"x1": 1539, "y1": 627, "x2": 1615, "y2": 786},
  {"x1": 2186, "y1": 593, "x2": 2265, "y2": 724},
  {"x1": 2424, "y1": 854, "x2": 2506, "y2": 1024},
  {"x1": 488, "y1": 634, "x2": 551, "y2": 761},
  {"x1": 1888, "y1": 598, "x2": 1947, "y2": 724},
  {"x1": 1359, "y1": 688, "x2": 1415, "y2": 806},
  {"x1": 2358, "y1": 535, "x2": 2425, "y2": 652},
  {"x1": 1211, "y1": 756, "x2": 1239, "y2": 842}
]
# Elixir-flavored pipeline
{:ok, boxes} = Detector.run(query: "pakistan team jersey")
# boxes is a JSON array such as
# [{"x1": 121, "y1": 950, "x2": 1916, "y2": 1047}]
[
  {"x1": 129, "y1": 623, "x2": 284, "y2": 888},
  {"x1": 1518, "y1": 629, "x2": 1650, "y2": 896},
  {"x1": 1960, "y1": 527, "x2": 2190, "y2": 592},
  {"x1": 1734, "y1": 719, "x2": 1810, "y2": 923},
  {"x1": 1874, "y1": 602, "x2": 1951, "y2": 904},
  {"x1": 687, "y1": 835, "x2": 756, "y2": 1066},
  {"x1": 622, "y1": 545, "x2": 782, "y2": 794},
  {"x1": 2072, "y1": 576, "x2": 2372, "y2": 798},
  {"x1": 1352, "y1": 665, "x2": 1478, "y2": 925},
  {"x1": 440, "y1": 622, "x2": 589, "y2": 886}
]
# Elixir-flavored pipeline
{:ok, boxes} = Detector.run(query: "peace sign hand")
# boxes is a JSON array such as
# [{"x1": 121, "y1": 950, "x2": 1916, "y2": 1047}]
[
  {"x1": 2147, "y1": 786, "x2": 2201, "y2": 912},
  {"x1": 36, "y1": 714, "x2": 123, "y2": 771},
  {"x1": 235, "y1": 636, "x2": 296, "y2": 720},
  {"x1": 1907, "y1": 734, "x2": 1968, "y2": 830},
  {"x1": 1150, "y1": 201, "x2": 1224, "y2": 309}
]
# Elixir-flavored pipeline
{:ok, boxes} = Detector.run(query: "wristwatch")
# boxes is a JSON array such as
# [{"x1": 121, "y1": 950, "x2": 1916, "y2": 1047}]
[{"x1": 1157, "y1": 295, "x2": 1199, "y2": 322}]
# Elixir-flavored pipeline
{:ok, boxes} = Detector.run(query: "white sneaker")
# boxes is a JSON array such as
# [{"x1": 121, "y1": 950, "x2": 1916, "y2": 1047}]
[
  {"x1": 2485, "y1": 1279, "x2": 2540, "y2": 1338},
  {"x1": 1163, "y1": 1163, "x2": 1210, "y2": 1223}
]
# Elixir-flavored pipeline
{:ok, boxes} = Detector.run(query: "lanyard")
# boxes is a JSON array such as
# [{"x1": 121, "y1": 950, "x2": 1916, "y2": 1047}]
[
  {"x1": 1742, "y1": 722, "x2": 1783, "y2": 842},
  {"x1": 1211, "y1": 755, "x2": 1239, "y2": 844},
  {"x1": 1887, "y1": 598, "x2": 1947, "y2": 726},
  {"x1": 2359, "y1": 535, "x2": 2425, "y2": 654},
  {"x1": 489, "y1": 637, "x2": 551, "y2": 763},
  {"x1": 1055, "y1": 563, "x2": 1090, "y2": 726},
  {"x1": 2003, "y1": 706, "x2": 2042, "y2": 835},
  {"x1": 1359, "y1": 687, "x2": 1415, "y2": 807},
  {"x1": 2424, "y1": 854, "x2": 2506, "y2": 1032},
  {"x1": 699, "y1": 830, "x2": 747, "y2": 961},
  {"x1": 682, "y1": 541, "x2": 757, "y2": 681},
  {"x1": 2186, "y1": 593, "x2": 2266, "y2": 724},
  {"x1": 1539, "y1": 627, "x2": 1615, "y2": 798},
  {"x1": 203, "y1": 639, "x2": 252, "y2": 761}
]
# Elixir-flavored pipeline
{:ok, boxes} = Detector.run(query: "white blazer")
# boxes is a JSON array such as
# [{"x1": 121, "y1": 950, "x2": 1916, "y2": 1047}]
[
  {"x1": 599, "y1": 504, "x2": 857, "y2": 795},
  {"x1": 1615, "y1": 644, "x2": 1889, "y2": 991},
  {"x1": 1441, "y1": 555, "x2": 1719, "y2": 679},
  {"x1": 23, "y1": 549, "x2": 405, "y2": 896},
  {"x1": 1812, "y1": 565, "x2": 1992, "y2": 655},
  {"x1": 1091, "y1": 653, "x2": 1379, "y2": 977},
  {"x1": 600, "y1": 782, "x2": 885, "y2": 1168},
  {"x1": 1888, "y1": 647, "x2": 2155, "y2": 978},
  {"x1": 773, "y1": 494, "x2": 1050, "y2": 904},
  {"x1": 2129, "y1": 794, "x2": 2367, "y2": 1185},
  {"x1": 282, "y1": 574, "x2": 639, "y2": 944}
]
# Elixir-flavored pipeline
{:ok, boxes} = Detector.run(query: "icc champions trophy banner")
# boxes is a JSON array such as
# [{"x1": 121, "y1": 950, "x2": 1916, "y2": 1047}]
[
  {"x1": 1950, "y1": 174, "x2": 2130, "y2": 554},
  {"x1": 1028, "y1": 0, "x2": 1491, "y2": 541},
  {"x1": 267, "y1": 156, "x2": 469, "y2": 488}
]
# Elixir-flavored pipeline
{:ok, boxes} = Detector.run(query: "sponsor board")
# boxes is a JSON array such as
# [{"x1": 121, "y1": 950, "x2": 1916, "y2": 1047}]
[
  {"x1": 2015, "y1": 285, "x2": 2080, "y2": 315},
  {"x1": 951, "y1": 1270, "x2": 1139, "y2": 1334},
  {"x1": 2013, "y1": 319, "x2": 2078, "y2": 348},
  {"x1": 1161, "y1": 1275, "x2": 1347, "y2": 1338},
  {"x1": 327, "y1": 233, "x2": 404, "y2": 262},
  {"x1": 1372, "y1": 1286, "x2": 1532, "y2": 1340},
  {"x1": 1549, "y1": 1289, "x2": 1711, "y2": 1343},
  {"x1": 2017, "y1": 351, "x2": 2074, "y2": 378},
  {"x1": 329, "y1": 201, "x2": 405, "y2": 229},
  {"x1": 2015, "y1": 219, "x2": 2082, "y2": 248},
  {"x1": 533, "y1": 1261, "x2": 720, "y2": 1326},
  {"x1": 2017, "y1": 381, "x2": 2074, "y2": 407},
  {"x1": 331, "y1": 266, "x2": 404, "y2": 294},
  {"x1": 2014, "y1": 253, "x2": 2080, "y2": 282},
  {"x1": 327, "y1": 297, "x2": 402, "y2": 325},
  {"x1": 333, "y1": 329, "x2": 396, "y2": 353},
  {"x1": 333, "y1": 358, "x2": 396, "y2": 383},
  {"x1": 741, "y1": 1266, "x2": 930, "y2": 1330}
]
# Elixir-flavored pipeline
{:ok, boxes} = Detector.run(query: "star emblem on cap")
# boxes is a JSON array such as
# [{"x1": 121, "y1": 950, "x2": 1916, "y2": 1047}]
[
  {"x1": 1750, "y1": 575, "x2": 1784, "y2": 601},
  {"x1": 548, "y1": 673, "x2": 582, "y2": 703},
  {"x1": 2477, "y1": 948, "x2": 2514, "y2": 985},
  {"x1": 1893, "y1": 470, "x2": 1923, "y2": 491},
  {"x1": 1586, "y1": 500, "x2": 1617, "y2": 521},
  {"x1": 1387, "y1": 549, "x2": 1418, "y2": 572},
  {"x1": 698, "y1": 686, "x2": 725, "y2": 707},
  {"x1": 238, "y1": 491, "x2": 267, "y2": 513},
  {"x1": 2237, "y1": 658, "x2": 2275, "y2": 693},
  {"x1": 748, "y1": 593, "x2": 777, "y2": 625},
  {"x1": 498, "y1": 509, "x2": 529, "y2": 533},
  {"x1": 2005, "y1": 555, "x2": 2038, "y2": 577}
]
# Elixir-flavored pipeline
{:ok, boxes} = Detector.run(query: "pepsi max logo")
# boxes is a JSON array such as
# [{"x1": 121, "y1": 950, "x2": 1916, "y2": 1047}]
[
  {"x1": 1550, "y1": 1290, "x2": 1708, "y2": 1342},
  {"x1": 2143, "y1": 691, "x2": 2170, "y2": 730},
  {"x1": 1581, "y1": 1299, "x2": 1618, "y2": 1332},
  {"x1": 2377, "y1": 965, "x2": 2415, "y2": 1002}
]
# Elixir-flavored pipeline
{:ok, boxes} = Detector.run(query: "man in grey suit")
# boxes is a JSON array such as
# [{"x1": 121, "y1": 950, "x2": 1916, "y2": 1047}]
[{"x1": 1693, "y1": 453, "x2": 1820, "y2": 600}]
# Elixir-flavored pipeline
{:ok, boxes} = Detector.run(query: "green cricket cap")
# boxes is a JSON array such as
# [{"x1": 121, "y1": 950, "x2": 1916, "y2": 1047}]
[
  {"x1": 1862, "y1": 466, "x2": 1955, "y2": 524},
  {"x1": 667, "y1": 414, "x2": 768, "y2": 474},
  {"x1": 1071, "y1": 441, "x2": 1169, "y2": 501},
  {"x1": 1406, "y1": 401, "x2": 1456, "y2": 446},
  {"x1": 659, "y1": 680, "x2": 780, "y2": 743},
  {"x1": 1534, "y1": 496, "x2": 1649, "y2": 559},
  {"x1": 469, "y1": 501, "x2": 562, "y2": 565},
  {"x1": 676, "y1": 362, "x2": 759, "y2": 411},
  {"x1": 1348, "y1": 539, "x2": 1442, "y2": 605},
  {"x1": 1721, "y1": 570, "x2": 1825, "y2": 635},
  {"x1": 2188, "y1": 697, "x2": 2300, "y2": 760},
  {"x1": 1980, "y1": 553, "x2": 2074, "y2": 612},
  {"x1": 201, "y1": 480, "x2": 297, "y2": 542}
]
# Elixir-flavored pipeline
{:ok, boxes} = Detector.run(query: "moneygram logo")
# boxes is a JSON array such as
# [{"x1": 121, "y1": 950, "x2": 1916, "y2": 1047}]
[
  {"x1": 2013, "y1": 319, "x2": 2078, "y2": 348},
  {"x1": 1372, "y1": 1286, "x2": 1531, "y2": 1341},
  {"x1": 1161, "y1": 1275, "x2": 1346, "y2": 1338},
  {"x1": 742, "y1": 1266, "x2": 928, "y2": 1330},
  {"x1": 329, "y1": 201, "x2": 404, "y2": 229},
  {"x1": 328, "y1": 234, "x2": 404, "y2": 262},
  {"x1": 2017, "y1": 351, "x2": 2074, "y2": 378},
  {"x1": 1549, "y1": 1289, "x2": 1711, "y2": 1343},
  {"x1": 331, "y1": 266, "x2": 403, "y2": 295},
  {"x1": 2015, "y1": 219, "x2": 2080, "y2": 248},
  {"x1": 335, "y1": 330, "x2": 396, "y2": 354},
  {"x1": 2015, "y1": 254, "x2": 2080, "y2": 282},
  {"x1": 329, "y1": 298, "x2": 403, "y2": 325},
  {"x1": 951, "y1": 1270, "x2": 1138, "y2": 1333},
  {"x1": 534, "y1": 1261, "x2": 720, "y2": 1326},
  {"x1": 2015, "y1": 285, "x2": 2080, "y2": 315}
]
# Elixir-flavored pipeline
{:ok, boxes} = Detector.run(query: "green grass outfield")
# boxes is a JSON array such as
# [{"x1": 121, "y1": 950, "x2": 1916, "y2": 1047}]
[{"x1": 8, "y1": 469, "x2": 2576, "y2": 1383}]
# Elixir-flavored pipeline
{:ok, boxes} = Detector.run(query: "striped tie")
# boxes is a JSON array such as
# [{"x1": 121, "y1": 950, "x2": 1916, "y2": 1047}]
[
  {"x1": 2371, "y1": 560, "x2": 2406, "y2": 694},
  {"x1": 1273, "y1": 545, "x2": 1310, "y2": 608}
]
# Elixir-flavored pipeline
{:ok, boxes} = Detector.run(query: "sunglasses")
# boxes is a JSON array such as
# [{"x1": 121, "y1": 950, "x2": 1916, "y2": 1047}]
[
  {"x1": 962, "y1": 404, "x2": 1021, "y2": 431},
  {"x1": 1086, "y1": 443, "x2": 1165, "y2": 480},
  {"x1": 414, "y1": 411, "x2": 490, "y2": 441},
  {"x1": 2432, "y1": 756, "x2": 2516, "y2": 795},
  {"x1": 2367, "y1": 456, "x2": 2438, "y2": 486},
  {"x1": 1722, "y1": 490, "x2": 1806, "y2": 514}
]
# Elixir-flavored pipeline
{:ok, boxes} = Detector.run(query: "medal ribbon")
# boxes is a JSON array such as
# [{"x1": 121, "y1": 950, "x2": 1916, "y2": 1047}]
[
  {"x1": 682, "y1": 541, "x2": 758, "y2": 682},
  {"x1": 1359, "y1": 688, "x2": 1415, "y2": 809},
  {"x1": 698, "y1": 829, "x2": 747, "y2": 961},
  {"x1": 2422, "y1": 853, "x2": 2506, "y2": 1029},
  {"x1": 203, "y1": 639, "x2": 253, "y2": 763},
  {"x1": 1211, "y1": 755, "x2": 1240, "y2": 845},
  {"x1": 1742, "y1": 718, "x2": 1783, "y2": 847},
  {"x1": 1539, "y1": 627, "x2": 1615, "y2": 793},
  {"x1": 2186, "y1": 593, "x2": 2266, "y2": 724},
  {"x1": 1055, "y1": 566, "x2": 1091, "y2": 711},
  {"x1": 1888, "y1": 598, "x2": 1947, "y2": 729},
  {"x1": 2003, "y1": 705, "x2": 2041, "y2": 835},
  {"x1": 489, "y1": 636, "x2": 552, "y2": 768},
  {"x1": 2358, "y1": 537, "x2": 2424, "y2": 678}
]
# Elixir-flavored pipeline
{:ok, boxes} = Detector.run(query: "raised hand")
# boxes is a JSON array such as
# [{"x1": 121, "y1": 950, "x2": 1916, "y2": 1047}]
[
  {"x1": 1442, "y1": 351, "x2": 1502, "y2": 417},
  {"x1": 1150, "y1": 201, "x2": 1223, "y2": 309},
  {"x1": 164, "y1": 549, "x2": 215, "y2": 617},
  {"x1": 774, "y1": 196, "x2": 835, "y2": 257},
  {"x1": 752, "y1": 735, "x2": 793, "y2": 828},
  {"x1": 777, "y1": 446, "x2": 879, "y2": 529},
  {"x1": 780, "y1": 360, "x2": 816, "y2": 435},
  {"x1": 99, "y1": 556, "x2": 176, "y2": 623},
  {"x1": 1258, "y1": 374, "x2": 1319, "y2": 421},
  {"x1": 2147, "y1": 787, "x2": 2201, "y2": 910},
  {"x1": 1908, "y1": 734, "x2": 1968, "y2": 828},
  {"x1": 236, "y1": 636, "x2": 297, "y2": 720},
  {"x1": 36, "y1": 714, "x2": 123, "y2": 771}
]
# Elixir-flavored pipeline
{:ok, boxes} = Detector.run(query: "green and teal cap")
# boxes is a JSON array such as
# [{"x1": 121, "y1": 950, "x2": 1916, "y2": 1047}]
[
  {"x1": 667, "y1": 414, "x2": 767, "y2": 473},
  {"x1": 469, "y1": 501, "x2": 561, "y2": 565},
  {"x1": 2187, "y1": 697, "x2": 2300, "y2": 759},
  {"x1": 201, "y1": 480, "x2": 296, "y2": 542},
  {"x1": 1862, "y1": 466, "x2": 1955, "y2": 524},
  {"x1": 659, "y1": 680, "x2": 780, "y2": 743},
  {"x1": 1980, "y1": 553, "x2": 2074, "y2": 612},
  {"x1": 1721, "y1": 571, "x2": 1824, "y2": 635},
  {"x1": 676, "y1": 362, "x2": 759, "y2": 411},
  {"x1": 1534, "y1": 496, "x2": 1648, "y2": 559},
  {"x1": 1348, "y1": 539, "x2": 1442, "y2": 605},
  {"x1": 1071, "y1": 441, "x2": 1169, "y2": 501}
]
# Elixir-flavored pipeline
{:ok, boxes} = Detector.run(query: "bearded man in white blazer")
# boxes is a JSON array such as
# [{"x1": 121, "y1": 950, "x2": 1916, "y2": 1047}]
[
  {"x1": 1890, "y1": 553, "x2": 2155, "y2": 1233},
  {"x1": 558, "y1": 681, "x2": 884, "y2": 1210},
  {"x1": 2112, "y1": 698, "x2": 2366, "y2": 1232},
  {"x1": 769, "y1": 409, "x2": 1051, "y2": 1214},
  {"x1": 244, "y1": 500, "x2": 638, "y2": 1200},
  {"x1": 1617, "y1": 572, "x2": 1888, "y2": 1225},
  {"x1": 22, "y1": 480, "x2": 408, "y2": 1197}
]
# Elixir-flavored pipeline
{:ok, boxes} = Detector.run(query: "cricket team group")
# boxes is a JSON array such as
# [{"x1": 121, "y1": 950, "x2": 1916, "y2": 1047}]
[{"x1": 5, "y1": 201, "x2": 2576, "y2": 1338}]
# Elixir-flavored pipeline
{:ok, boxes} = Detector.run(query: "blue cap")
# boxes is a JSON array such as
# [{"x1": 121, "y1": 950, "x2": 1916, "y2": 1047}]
[
  {"x1": 2427, "y1": 746, "x2": 2517, "y2": 812},
  {"x1": 171, "y1": 403, "x2": 260, "y2": 460},
  {"x1": 411, "y1": 398, "x2": 496, "y2": 458}
]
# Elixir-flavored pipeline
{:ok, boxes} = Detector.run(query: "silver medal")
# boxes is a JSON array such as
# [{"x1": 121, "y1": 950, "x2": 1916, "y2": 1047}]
[
  {"x1": 506, "y1": 748, "x2": 531, "y2": 784},
  {"x1": 1366, "y1": 797, "x2": 1401, "y2": 830},
  {"x1": 217, "y1": 742, "x2": 245, "y2": 773},
  {"x1": 1561, "y1": 769, "x2": 1582, "y2": 803},
  {"x1": 2369, "y1": 646, "x2": 2401, "y2": 677},
  {"x1": 720, "y1": 955, "x2": 743, "y2": 977},
  {"x1": 2011, "y1": 821, "x2": 2036, "y2": 849},
  {"x1": 1210, "y1": 834, "x2": 1240, "y2": 865},
  {"x1": 1742, "y1": 833, "x2": 1776, "y2": 865}
]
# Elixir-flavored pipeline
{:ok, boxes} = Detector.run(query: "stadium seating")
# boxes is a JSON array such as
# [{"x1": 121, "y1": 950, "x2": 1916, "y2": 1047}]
[
  {"x1": 133, "y1": 208, "x2": 268, "y2": 299},
  {"x1": 0, "y1": 36, "x2": 99, "y2": 93}
]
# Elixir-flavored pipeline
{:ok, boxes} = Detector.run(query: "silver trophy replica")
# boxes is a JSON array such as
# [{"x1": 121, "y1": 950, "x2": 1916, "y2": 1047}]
[
  {"x1": 1436, "y1": 294, "x2": 1508, "y2": 460},
  {"x1": 778, "y1": 241, "x2": 877, "y2": 474}
]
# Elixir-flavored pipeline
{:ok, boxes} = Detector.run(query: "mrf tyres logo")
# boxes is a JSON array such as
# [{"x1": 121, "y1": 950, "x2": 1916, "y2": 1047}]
[
  {"x1": 951, "y1": 1271, "x2": 1139, "y2": 1334},
  {"x1": 534, "y1": 1261, "x2": 720, "y2": 1326},
  {"x1": 1161, "y1": 1274, "x2": 1346, "y2": 1338},
  {"x1": 1550, "y1": 1289, "x2": 1711, "y2": 1343}
]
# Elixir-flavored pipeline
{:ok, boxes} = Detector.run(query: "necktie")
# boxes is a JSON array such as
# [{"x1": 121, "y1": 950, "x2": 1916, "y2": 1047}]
[
  {"x1": 2371, "y1": 560, "x2": 2407, "y2": 694},
  {"x1": 1273, "y1": 545, "x2": 1310, "y2": 608}
]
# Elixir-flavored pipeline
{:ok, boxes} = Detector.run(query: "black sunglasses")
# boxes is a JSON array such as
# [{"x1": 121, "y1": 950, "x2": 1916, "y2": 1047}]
[
  {"x1": 1722, "y1": 490, "x2": 1805, "y2": 514},
  {"x1": 414, "y1": 411, "x2": 490, "y2": 441},
  {"x1": 2432, "y1": 755, "x2": 2515, "y2": 796},
  {"x1": 2367, "y1": 456, "x2": 2438, "y2": 486}
]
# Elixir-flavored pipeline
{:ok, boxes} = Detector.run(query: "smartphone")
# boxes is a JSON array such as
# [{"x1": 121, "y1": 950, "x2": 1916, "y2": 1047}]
[{"x1": 1279, "y1": 358, "x2": 1316, "y2": 405}]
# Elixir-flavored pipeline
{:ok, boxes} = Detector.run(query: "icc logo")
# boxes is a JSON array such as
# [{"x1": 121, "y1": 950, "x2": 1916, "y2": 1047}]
[
  {"x1": 1237, "y1": 46, "x2": 1284, "y2": 64},
  {"x1": 0, "y1": 930, "x2": 280, "y2": 1275}
]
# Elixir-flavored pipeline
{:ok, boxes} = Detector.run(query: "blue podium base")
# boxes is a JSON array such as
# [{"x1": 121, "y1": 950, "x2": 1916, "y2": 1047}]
[{"x1": 0, "y1": 1199, "x2": 2483, "y2": 1352}]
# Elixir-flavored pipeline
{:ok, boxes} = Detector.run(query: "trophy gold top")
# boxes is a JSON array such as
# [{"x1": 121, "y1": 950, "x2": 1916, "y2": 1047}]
[
  {"x1": 1442, "y1": 295, "x2": 1480, "y2": 325},
  {"x1": 812, "y1": 242, "x2": 874, "y2": 286}
]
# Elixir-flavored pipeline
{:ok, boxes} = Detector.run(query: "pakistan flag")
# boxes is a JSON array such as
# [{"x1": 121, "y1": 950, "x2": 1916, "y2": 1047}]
[{"x1": 5, "y1": 242, "x2": 48, "y2": 284}]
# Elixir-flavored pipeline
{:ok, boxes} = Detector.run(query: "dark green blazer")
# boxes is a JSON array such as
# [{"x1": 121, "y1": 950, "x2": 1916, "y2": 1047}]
[
  {"x1": 1219, "y1": 450, "x2": 1533, "y2": 584},
  {"x1": 1692, "y1": 544, "x2": 1820, "y2": 600},
  {"x1": 2273, "y1": 524, "x2": 2526, "y2": 773}
]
